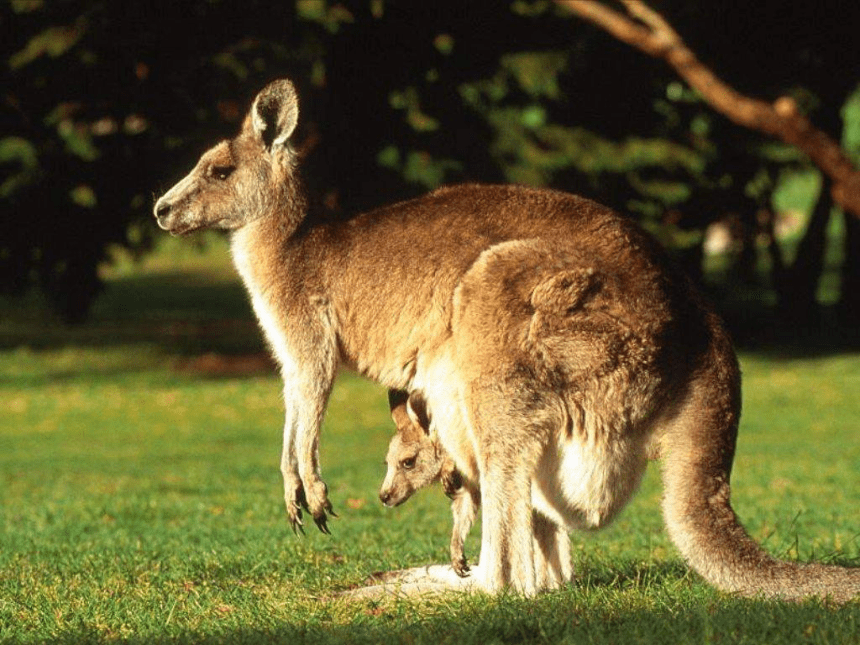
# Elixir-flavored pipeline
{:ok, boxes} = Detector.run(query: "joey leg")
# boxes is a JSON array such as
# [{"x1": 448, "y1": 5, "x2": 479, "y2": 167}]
[{"x1": 450, "y1": 482, "x2": 480, "y2": 577}]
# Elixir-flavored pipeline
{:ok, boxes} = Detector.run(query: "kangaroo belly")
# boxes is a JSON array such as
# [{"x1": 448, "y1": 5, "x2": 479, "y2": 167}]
[
  {"x1": 412, "y1": 347, "x2": 481, "y2": 484},
  {"x1": 532, "y1": 432, "x2": 648, "y2": 531}
]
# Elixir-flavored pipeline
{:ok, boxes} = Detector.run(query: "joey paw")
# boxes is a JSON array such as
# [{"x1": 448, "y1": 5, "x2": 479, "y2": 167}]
[{"x1": 453, "y1": 558, "x2": 471, "y2": 578}]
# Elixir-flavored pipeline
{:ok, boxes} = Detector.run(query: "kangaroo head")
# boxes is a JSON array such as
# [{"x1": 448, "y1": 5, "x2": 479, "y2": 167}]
[
  {"x1": 154, "y1": 78, "x2": 304, "y2": 235},
  {"x1": 379, "y1": 393, "x2": 443, "y2": 507}
]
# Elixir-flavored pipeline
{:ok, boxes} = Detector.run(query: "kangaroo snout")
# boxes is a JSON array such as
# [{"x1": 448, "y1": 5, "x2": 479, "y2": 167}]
[{"x1": 154, "y1": 198, "x2": 172, "y2": 230}]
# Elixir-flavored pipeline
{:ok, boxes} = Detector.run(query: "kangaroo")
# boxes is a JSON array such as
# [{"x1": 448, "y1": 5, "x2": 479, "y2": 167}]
[
  {"x1": 154, "y1": 78, "x2": 859, "y2": 601},
  {"x1": 381, "y1": 390, "x2": 480, "y2": 578}
]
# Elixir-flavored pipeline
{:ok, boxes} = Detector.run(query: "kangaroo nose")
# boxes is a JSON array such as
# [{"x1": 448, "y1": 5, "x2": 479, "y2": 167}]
[{"x1": 154, "y1": 199, "x2": 171, "y2": 220}]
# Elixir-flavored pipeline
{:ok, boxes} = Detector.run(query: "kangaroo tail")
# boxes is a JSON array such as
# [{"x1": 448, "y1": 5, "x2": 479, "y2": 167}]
[{"x1": 660, "y1": 313, "x2": 860, "y2": 602}]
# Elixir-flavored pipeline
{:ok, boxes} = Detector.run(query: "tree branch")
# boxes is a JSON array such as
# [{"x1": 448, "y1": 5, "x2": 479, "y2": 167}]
[{"x1": 556, "y1": 0, "x2": 860, "y2": 218}]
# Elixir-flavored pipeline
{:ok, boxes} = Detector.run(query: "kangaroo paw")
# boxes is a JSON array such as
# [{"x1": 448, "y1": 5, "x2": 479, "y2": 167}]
[
  {"x1": 285, "y1": 478, "x2": 308, "y2": 534},
  {"x1": 303, "y1": 476, "x2": 335, "y2": 534}
]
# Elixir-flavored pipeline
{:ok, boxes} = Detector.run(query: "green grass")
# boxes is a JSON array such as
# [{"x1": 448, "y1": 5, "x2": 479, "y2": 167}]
[{"x1": 1, "y1": 240, "x2": 859, "y2": 644}]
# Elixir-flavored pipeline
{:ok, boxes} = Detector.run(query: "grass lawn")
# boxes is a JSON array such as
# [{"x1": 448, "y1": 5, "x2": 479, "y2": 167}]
[{"x1": 1, "y1": 235, "x2": 859, "y2": 644}]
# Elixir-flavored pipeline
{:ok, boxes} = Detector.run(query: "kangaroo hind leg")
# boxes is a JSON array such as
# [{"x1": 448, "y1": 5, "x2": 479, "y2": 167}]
[
  {"x1": 466, "y1": 381, "x2": 563, "y2": 596},
  {"x1": 532, "y1": 511, "x2": 572, "y2": 591}
]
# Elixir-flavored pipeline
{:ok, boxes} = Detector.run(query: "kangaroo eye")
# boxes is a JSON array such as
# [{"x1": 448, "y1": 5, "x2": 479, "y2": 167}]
[
  {"x1": 401, "y1": 457, "x2": 416, "y2": 470},
  {"x1": 211, "y1": 165, "x2": 234, "y2": 181}
]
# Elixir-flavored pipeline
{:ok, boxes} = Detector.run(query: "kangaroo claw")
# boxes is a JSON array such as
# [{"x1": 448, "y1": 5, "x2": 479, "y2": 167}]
[
  {"x1": 286, "y1": 482, "x2": 308, "y2": 536},
  {"x1": 301, "y1": 477, "x2": 335, "y2": 534},
  {"x1": 288, "y1": 504, "x2": 306, "y2": 536},
  {"x1": 314, "y1": 514, "x2": 331, "y2": 535}
]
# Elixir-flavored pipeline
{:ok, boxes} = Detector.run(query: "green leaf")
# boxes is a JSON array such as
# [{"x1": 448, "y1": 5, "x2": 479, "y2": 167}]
[
  {"x1": 9, "y1": 20, "x2": 86, "y2": 69},
  {"x1": 0, "y1": 136, "x2": 40, "y2": 198}
]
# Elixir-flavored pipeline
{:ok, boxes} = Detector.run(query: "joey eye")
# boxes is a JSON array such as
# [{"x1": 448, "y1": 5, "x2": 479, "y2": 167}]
[
  {"x1": 401, "y1": 457, "x2": 417, "y2": 470},
  {"x1": 211, "y1": 165, "x2": 235, "y2": 181}
]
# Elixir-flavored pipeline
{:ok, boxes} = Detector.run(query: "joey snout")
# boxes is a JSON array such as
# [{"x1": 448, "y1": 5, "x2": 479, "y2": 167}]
[
  {"x1": 378, "y1": 488, "x2": 396, "y2": 507},
  {"x1": 378, "y1": 478, "x2": 414, "y2": 507}
]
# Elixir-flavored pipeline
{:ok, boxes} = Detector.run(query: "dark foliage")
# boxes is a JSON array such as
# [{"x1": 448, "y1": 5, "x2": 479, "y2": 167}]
[{"x1": 1, "y1": 0, "x2": 857, "y2": 327}]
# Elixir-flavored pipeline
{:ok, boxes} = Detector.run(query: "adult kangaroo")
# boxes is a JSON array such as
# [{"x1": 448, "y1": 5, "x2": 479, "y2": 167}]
[{"x1": 154, "y1": 78, "x2": 859, "y2": 601}]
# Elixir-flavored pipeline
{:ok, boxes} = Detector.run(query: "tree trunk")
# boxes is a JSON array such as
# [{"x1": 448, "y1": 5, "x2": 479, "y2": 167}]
[{"x1": 838, "y1": 210, "x2": 860, "y2": 327}]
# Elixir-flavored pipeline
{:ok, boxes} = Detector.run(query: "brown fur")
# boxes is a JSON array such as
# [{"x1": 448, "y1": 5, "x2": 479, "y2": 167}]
[{"x1": 154, "y1": 78, "x2": 859, "y2": 601}]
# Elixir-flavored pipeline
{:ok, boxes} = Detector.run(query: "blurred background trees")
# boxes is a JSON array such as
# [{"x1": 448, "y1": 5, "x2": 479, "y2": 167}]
[{"x1": 2, "y1": 0, "x2": 857, "y2": 340}]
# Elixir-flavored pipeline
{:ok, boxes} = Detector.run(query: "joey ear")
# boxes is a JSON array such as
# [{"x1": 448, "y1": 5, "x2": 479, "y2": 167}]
[
  {"x1": 387, "y1": 389, "x2": 409, "y2": 411},
  {"x1": 406, "y1": 393, "x2": 431, "y2": 434},
  {"x1": 251, "y1": 78, "x2": 299, "y2": 150}
]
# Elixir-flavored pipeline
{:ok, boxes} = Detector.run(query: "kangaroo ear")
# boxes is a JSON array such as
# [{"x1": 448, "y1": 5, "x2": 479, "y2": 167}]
[{"x1": 251, "y1": 79, "x2": 299, "y2": 150}]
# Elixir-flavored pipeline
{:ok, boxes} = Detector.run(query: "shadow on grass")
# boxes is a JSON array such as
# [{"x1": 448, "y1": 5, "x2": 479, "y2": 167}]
[
  {"x1": 700, "y1": 266, "x2": 859, "y2": 358},
  {"x1": 0, "y1": 271, "x2": 265, "y2": 357},
  {"x1": 2, "y1": 264, "x2": 857, "y2": 380},
  {"x1": 718, "y1": 300, "x2": 860, "y2": 358}
]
